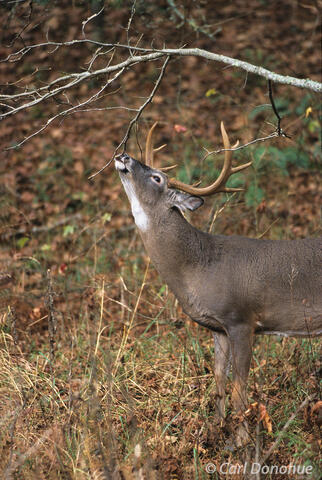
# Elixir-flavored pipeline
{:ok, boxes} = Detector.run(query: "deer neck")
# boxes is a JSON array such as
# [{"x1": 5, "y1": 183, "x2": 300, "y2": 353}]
[{"x1": 139, "y1": 207, "x2": 211, "y2": 283}]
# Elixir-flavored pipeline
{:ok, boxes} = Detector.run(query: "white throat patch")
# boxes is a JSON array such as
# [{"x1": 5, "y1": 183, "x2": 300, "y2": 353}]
[{"x1": 121, "y1": 179, "x2": 149, "y2": 232}]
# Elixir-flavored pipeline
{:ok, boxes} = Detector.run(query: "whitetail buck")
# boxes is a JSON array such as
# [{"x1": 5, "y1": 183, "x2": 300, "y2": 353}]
[{"x1": 115, "y1": 122, "x2": 322, "y2": 446}]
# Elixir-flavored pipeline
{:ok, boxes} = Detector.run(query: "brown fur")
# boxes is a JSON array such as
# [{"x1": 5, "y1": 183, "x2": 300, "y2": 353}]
[{"x1": 116, "y1": 153, "x2": 322, "y2": 446}]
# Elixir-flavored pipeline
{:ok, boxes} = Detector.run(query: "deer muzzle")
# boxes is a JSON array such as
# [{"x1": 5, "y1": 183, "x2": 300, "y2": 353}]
[{"x1": 115, "y1": 153, "x2": 132, "y2": 173}]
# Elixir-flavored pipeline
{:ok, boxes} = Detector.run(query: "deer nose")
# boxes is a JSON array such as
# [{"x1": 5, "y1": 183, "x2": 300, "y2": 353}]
[{"x1": 115, "y1": 153, "x2": 130, "y2": 162}]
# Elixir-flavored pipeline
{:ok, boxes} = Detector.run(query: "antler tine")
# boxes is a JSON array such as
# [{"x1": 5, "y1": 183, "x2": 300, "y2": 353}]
[
  {"x1": 145, "y1": 122, "x2": 167, "y2": 167},
  {"x1": 168, "y1": 122, "x2": 252, "y2": 196},
  {"x1": 145, "y1": 122, "x2": 157, "y2": 167},
  {"x1": 159, "y1": 164, "x2": 178, "y2": 172}
]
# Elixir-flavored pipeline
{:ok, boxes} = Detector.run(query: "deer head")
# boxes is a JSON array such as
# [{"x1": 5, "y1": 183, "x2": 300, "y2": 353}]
[{"x1": 115, "y1": 122, "x2": 251, "y2": 232}]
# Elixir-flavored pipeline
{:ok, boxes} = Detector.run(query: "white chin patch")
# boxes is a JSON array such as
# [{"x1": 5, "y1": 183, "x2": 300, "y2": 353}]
[
  {"x1": 115, "y1": 160, "x2": 127, "y2": 172},
  {"x1": 121, "y1": 179, "x2": 149, "y2": 232}
]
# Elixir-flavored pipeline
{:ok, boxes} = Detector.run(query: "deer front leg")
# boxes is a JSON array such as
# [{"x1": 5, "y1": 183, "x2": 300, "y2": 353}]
[
  {"x1": 228, "y1": 324, "x2": 254, "y2": 446},
  {"x1": 213, "y1": 332, "x2": 231, "y2": 421}
]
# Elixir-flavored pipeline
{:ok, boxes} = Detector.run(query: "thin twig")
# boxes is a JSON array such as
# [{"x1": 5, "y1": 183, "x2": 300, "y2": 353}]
[
  {"x1": 126, "y1": 0, "x2": 137, "y2": 57},
  {"x1": 268, "y1": 80, "x2": 291, "y2": 138},
  {"x1": 268, "y1": 80, "x2": 281, "y2": 133},
  {"x1": 0, "y1": 53, "x2": 162, "y2": 117},
  {"x1": 203, "y1": 81, "x2": 291, "y2": 161},
  {"x1": 112, "y1": 258, "x2": 150, "y2": 377},
  {"x1": 45, "y1": 269, "x2": 57, "y2": 374},
  {"x1": 259, "y1": 395, "x2": 314, "y2": 466},
  {"x1": 6, "y1": 69, "x2": 124, "y2": 149},
  {"x1": 202, "y1": 132, "x2": 279, "y2": 161},
  {"x1": 82, "y1": 5, "x2": 105, "y2": 38},
  {"x1": 120, "y1": 56, "x2": 170, "y2": 152},
  {"x1": 7, "y1": 306, "x2": 18, "y2": 345},
  {"x1": 88, "y1": 56, "x2": 171, "y2": 180},
  {"x1": 94, "y1": 279, "x2": 105, "y2": 356}
]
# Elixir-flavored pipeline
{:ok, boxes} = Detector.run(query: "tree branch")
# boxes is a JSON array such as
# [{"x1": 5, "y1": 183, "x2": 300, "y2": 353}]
[
  {"x1": 0, "y1": 51, "x2": 164, "y2": 119},
  {"x1": 5, "y1": 68, "x2": 125, "y2": 149},
  {"x1": 1, "y1": 44, "x2": 321, "y2": 93},
  {"x1": 88, "y1": 55, "x2": 171, "y2": 180},
  {"x1": 1, "y1": 37, "x2": 320, "y2": 150}
]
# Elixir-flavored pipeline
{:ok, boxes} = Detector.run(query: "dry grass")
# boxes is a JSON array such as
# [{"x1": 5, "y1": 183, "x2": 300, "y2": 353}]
[{"x1": 0, "y1": 243, "x2": 321, "y2": 479}]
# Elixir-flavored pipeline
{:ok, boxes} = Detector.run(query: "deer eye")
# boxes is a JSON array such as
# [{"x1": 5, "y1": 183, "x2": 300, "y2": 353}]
[{"x1": 152, "y1": 174, "x2": 162, "y2": 184}]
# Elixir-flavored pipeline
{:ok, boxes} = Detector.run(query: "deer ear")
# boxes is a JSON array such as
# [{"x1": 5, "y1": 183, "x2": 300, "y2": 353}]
[{"x1": 169, "y1": 190, "x2": 204, "y2": 212}]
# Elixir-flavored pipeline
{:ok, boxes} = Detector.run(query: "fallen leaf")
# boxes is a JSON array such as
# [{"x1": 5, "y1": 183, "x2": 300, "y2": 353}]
[
  {"x1": 305, "y1": 106, "x2": 312, "y2": 117},
  {"x1": 174, "y1": 124, "x2": 187, "y2": 133},
  {"x1": 258, "y1": 403, "x2": 272, "y2": 433},
  {"x1": 205, "y1": 88, "x2": 217, "y2": 97},
  {"x1": 311, "y1": 401, "x2": 322, "y2": 426}
]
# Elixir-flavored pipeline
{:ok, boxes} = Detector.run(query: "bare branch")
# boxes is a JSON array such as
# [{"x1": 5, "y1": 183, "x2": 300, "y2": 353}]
[
  {"x1": 88, "y1": 56, "x2": 171, "y2": 180},
  {"x1": 82, "y1": 5, "x2": 105, "y2": 39},
  {"x1": 202, "y1": 131, "x2": 280, "y2": 163},
  {"x1": 159, "y1": 48, "x2": 321, "y2": 92},
  {"x1": 2, "y1": 43, "x2": 321, "y2": 92},
  {"x1": 126, "y1": 0, "x2": 137, "y2": 57},
  {"x1": 120, "y1": 56, "x2": 171, "y2": 152},
  {"x1": 0, "y1": 31, "x2": 320, "y2": 151},
  {"x1": 6, "y1": 68, "x2": 125, "y2": 149},
  {"x1": 0, "y1": 52, "x2": 163, "y2": 120},
  {"x1": 203, "y1": 80, "x2": 290, "y2": 161}
]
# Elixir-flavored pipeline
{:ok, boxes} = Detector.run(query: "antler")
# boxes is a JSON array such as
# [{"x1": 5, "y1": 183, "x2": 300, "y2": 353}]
[
  {"x1": 168, "y1": 122, "x2": 252, "y2": 196},
  {"x1": 145, "y1": 122, "x2": 177, "y2": 171}
]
